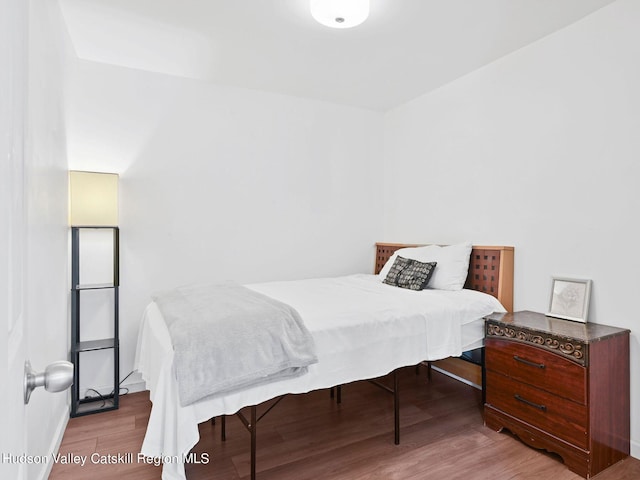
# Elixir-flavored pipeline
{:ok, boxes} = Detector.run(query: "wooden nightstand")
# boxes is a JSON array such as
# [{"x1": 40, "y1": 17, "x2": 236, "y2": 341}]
[{"x1": 484, "y1": 311, "x2": 630, "y2": 478}]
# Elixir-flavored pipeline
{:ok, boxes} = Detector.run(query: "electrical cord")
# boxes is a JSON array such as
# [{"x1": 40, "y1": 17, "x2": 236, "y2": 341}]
[{"x1": 83, "y1": 370, "x2": 136, "y2": 404}]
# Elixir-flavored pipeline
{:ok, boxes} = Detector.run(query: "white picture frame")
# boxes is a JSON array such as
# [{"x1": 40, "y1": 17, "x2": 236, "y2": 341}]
[{"x1": 546, "y1": 277, "x2": 592, "y2": 323}]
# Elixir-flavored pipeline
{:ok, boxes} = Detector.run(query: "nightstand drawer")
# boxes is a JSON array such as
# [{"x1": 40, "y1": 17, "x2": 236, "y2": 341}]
[
  {"x1": 485, "y1": 338, "x2": 587, "y2": 404},
  {"x1": 486, "y1": 371, "x2": 588, "y2": 449}
]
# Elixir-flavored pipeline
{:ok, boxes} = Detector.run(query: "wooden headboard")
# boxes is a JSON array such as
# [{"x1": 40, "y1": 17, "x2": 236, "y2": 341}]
[{"x1": 374, "y1": 243, "x2": 514, "y2": 312}]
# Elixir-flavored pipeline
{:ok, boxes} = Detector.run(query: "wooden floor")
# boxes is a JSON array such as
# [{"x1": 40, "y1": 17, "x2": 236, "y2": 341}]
[{"x1": 50, "y1": 369, "x2": 640, "y2": 480}]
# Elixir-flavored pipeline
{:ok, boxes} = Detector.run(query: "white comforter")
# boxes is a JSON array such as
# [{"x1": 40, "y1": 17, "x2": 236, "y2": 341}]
[{"x1": 135, "y1": 274, "x2": 505, "y2": 480}]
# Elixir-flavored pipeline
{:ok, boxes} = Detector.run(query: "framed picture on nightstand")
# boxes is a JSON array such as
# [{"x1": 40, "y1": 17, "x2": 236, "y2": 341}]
[{"x1": 546, "y1": 276, "x2": 592, "y2": 323}]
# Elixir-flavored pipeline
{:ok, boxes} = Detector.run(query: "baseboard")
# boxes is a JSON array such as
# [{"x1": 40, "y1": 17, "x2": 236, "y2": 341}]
[
  {"x1": 430, "y1": 357, "x2": 482, "y2": 389},
  {"x1": 631, "y1": 439, "x2": 640, "y2": 460},
  {"x1": 122, "y1": 378, "x2": 146, "y2": 394},
  {"x1": 431, "y1": 365, "x2": 482, "y2": 390},
  {"x1": 82, "y1": 373, "x2": 146, "y2": 399}
]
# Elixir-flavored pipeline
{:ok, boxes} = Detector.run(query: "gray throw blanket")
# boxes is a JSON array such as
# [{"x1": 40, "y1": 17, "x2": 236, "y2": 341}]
[{"x1": 153, "y1": 283, "x2": 318, "y2": 407}]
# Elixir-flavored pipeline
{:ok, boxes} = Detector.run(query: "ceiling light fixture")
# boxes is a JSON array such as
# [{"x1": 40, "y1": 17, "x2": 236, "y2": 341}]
[{"x1": 310, "y1": 0, "x2": 370, "y2": 29}]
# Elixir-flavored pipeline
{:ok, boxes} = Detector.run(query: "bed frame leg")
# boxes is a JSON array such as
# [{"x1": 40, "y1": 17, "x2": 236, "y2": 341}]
[
  {"x1": 393, "y1": 370, "x2": 399, "y2": 445},
  {"x1": 212, "y1": 416, "x2": 227, "y2": 442},
  {"x1": 481, "y1": 347, "x2": 486, "y2": 405},
  {"x1": 250, "y1": 406, "x2": 257, "y2": 480},
  {"x1": 329, "y1": 385, "x2": 343, "y2": 404},
  {"x1": 416, "y1": 362, "x2": 432, "y2": 381}
]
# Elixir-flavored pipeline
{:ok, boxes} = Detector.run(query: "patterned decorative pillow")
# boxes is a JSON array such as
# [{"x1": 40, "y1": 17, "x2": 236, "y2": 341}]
[
  {"x1": 383, "y1": 255, "x2": 437, "y2": 291},
  {"x1": 382, "y1": 255, "x2": 413, "y2": 287},
  {"x1": 397, "y1": 259, "x2": 437, "y2": 290}
]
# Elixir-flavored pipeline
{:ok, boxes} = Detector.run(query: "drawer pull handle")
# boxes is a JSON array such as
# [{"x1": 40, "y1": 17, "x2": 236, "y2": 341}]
[
  {"x1": 514, "y1": 394, "x2": 547, "y2": 411},
  {"x1": 513, "y1": 355, "x2": 545, "y2": 369}
]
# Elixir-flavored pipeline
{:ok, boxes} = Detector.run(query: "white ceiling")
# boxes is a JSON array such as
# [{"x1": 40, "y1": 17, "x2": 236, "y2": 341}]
[{"x1": 59, "y1": 0, "x2": 616, "y2": 111}]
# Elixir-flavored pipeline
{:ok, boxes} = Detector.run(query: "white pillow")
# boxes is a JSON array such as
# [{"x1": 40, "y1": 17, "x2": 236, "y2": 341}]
[{"x1": 379, "y1": 243, "x2": 472, "y2": 291}]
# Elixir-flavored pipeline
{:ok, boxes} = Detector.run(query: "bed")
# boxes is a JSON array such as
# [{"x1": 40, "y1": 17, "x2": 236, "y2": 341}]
[{"x1": 135, "y1": 243, "x2": 514, "y2": 480}]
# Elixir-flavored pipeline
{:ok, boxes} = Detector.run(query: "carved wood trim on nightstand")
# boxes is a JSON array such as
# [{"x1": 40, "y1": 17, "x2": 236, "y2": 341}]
[{"x1": 486, "y1": 321, "x2": 587, "y2": 366}]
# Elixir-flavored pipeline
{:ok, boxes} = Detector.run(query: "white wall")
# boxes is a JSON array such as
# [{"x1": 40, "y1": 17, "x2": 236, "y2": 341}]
[
  {"x1": 383, "y1": 0, "x2": 640, "y2": 457},
  {"x1": 66, "y1": 61, "x2": 385, "y2": 394},
  {"x1": 24, "y1": 1, "x2": 75, "y2": 479}
]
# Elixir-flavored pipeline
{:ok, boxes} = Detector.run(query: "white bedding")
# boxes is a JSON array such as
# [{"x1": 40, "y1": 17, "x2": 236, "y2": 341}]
[{"x1": 135, "y1": 274, "x2": 505, "y2": 480}]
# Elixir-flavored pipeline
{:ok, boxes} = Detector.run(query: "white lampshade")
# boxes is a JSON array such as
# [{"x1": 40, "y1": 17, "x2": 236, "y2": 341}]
[
  {"x1": 310, "y1": 0, "x2": 369, "y2": 29},
  {"x1": 69, "y1": 171, "x2": 119, "y2": 226}
]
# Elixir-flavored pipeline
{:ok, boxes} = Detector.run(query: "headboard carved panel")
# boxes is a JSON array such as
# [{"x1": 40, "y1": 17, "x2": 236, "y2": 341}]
[{"x1": 374, "y1": 243, "x2": 514, "y2": 312}]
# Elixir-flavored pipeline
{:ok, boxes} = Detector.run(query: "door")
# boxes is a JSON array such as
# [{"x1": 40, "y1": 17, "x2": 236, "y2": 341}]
[{"x1": 1, "y1": 0, "x2": 28, "y2": 478}]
